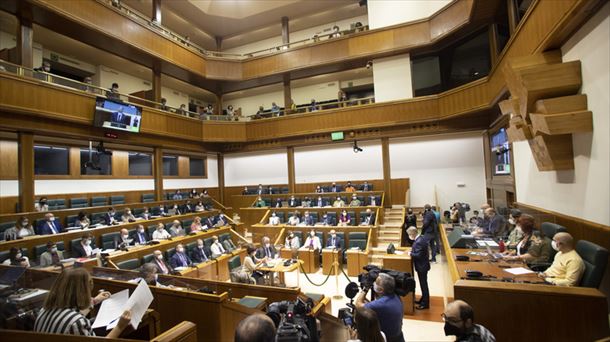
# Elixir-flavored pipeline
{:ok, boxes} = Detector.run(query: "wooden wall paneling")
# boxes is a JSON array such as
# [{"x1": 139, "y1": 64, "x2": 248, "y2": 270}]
[
  {"x1": 287, "y1": 147, "x2": 295, "y2": 193},
  {"x1": 18, "y1": 132, "x2": 34, "y2": 212},
  {"x1": 392, "y1": 21, "x2": 430, "y2": 49},
  {"x1": 389, "y1": 178, "x2": 410, "y2": 206},
  {"x1": 0, "y1": 140, "x2": 18, "y2": 179},
  {"x1": 153, "y1": 147, "x2": 163, "y2": 201},
  {"x1": 112, "y1": 150, "x2": 129, "y2": 177},
  {"x1": 69, "y1": 147, "x2": 81, "y2": 178},
  {"x1": 178, "y1": 156, "x2": 189, "y2": 178},
  {"x1": 381, "y1": 138, "x2": 392, "y2": 206},
  {"x1": 217, "y1": 153, "x2": 225, "y2": 204},
  {"x1": 307, "y1": 40, "x2": 347, "y2": 65},
  {"x1": 202, "y1": 121, "x2": 247, "y2": 142}
]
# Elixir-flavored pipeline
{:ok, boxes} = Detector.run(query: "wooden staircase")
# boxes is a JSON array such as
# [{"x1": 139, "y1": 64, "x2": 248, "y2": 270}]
[{"x1": 370, "y1": 207, "x2": 404, "y2": 265}]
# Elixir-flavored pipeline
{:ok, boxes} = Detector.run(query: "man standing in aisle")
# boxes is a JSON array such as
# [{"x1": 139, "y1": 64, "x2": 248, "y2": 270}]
[{"x1": 422, "y1": 204, "x2": 439, "y2": 263}]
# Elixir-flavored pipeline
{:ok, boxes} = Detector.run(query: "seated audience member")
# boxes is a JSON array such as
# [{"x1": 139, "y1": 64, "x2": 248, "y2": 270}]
[
  {"x1": 182, "y1": 200, "x2": 194, "y2": 213},
  {"x1": 190, "y1": 188, "x2": 199, "y2": 198},
  {"x1": 170, "y1": 244, "x2": 192, "y2": 268},
  {"x1": 266, "y1": 186, "x2": 274, "y2": 195},
  {"x1": 158, "y1": 205, "x2": 169, "y2": 217},
  {"x1": 34, "y1": 60, "x2": 51, "y2": 73},
  {"x1": 368, "y1": 195, "x2": 378, "y2": 206},
  {"x1": 168, "y1": 220, "x2": 185, "y2": 237},
  {"x1": 506, "y1": 209, "x2": 524, "y2": 247},
  {"x1": 285, "y1": 231, "x2": 301, "y2": 250},
  {"x1": 3, "y1": 247, "x2": 30, "y2": 267},
  {"x1": 172, "y1": 190, "x2": 183, "y2": 200},
  {"x1": 190, "y1": 216, "x2": 204, "y2": 232},
  {"x1": 34, "y1": 268, "x2": 131, "y2": 338},
  {"x1": 257, "y1": 236, "x2": 278, "y2": 259},
  {"x1": 349, "y1": 194, "x2": 362, "y2": 207},
  {"x1": 450, "y1": 205, "x2": 460, "y2": 223},
  {"x1": 345, "y1": 181, "x2": 356, "y2": 193},
  {"x1": 121, "y1": 208, "x2": 136, "y2": 223},
  {"x1": 539, "y1": 232, "x2": 585, "y2": 286},
  {"x1": 210, "y1": 235, "x2": 227, "y2": 258},
  {"x1": 226, "y1": 104, "x2": 235, "y2": 117},
  {"x1": 4, "y1": 216, "x2": 35, "y2": 241},
  {"x1": 338, "y1": 210, "x2": 351, "y2": 226},
  {"x1": 241, "y1": 186, "x2": 249, "y2": 195},
  {"x1": 191, "y1": 239, "x2": 211, "y2": 263},
  {"x1": 72, "y1": 233, "x2": 95, "y2": 258},
  {"x1": 106, "y1": 82, "x2": 120, "y2": 100},
  {"x1": 202, "y1": 216, "x2": 215, "y2": 230},
  {"x1": 140, "y1": 207, "x2": 153, "y2": 220},
  {"x1": 502, "y1": 214, "x2": 551, "y2": 264},
  {"x1": 478, "y1": 203, "x2": 491, "y2": 228},
  {"x1": 152, "y1": 250, "x2": 173, "y2": 275},
  {"x1": 468, "y1": 210, "x2": 482, "y2": 226},
  {"x1": 268, "y1": 212, "x2": 280, "y2": 225},
  {"x1": 114, "y1": 228, "x2": 133, "y2": 249},
  {"x1": 482, "y1": 208, "x2": 507, "y2": 237},
  {"x1": 40, "y1": 241, "x2": 64, "y2": 267},
  {"x1": 195, "y1": 201, "x2": 206, "y2": 212},
  {"x1": 132, "y1": 263, "x2": 161, "y2": 286},
  {"x1": 37, "y1": 213, "x2": 63, "y2": 235},
  {"x1": 333, "y1": 196, "x2": 346, "y2": 207},
  {"x1": 82, "y1": 76, "x2": 94, "y2": 92},
  {"x1": 330, "y1": 182, "x2": 339, "y2": 193},
  {"x1": 257, "y1": 184, "x2": 264, "y2": 195},
  {"x1": 347, "y1": 306, "x2": 386, "y2": 342},
  {"x1": 319, "y1": 213, "x2": 335, "y2": 226},
  {"x1": 361, "y1": 208, "x2": 376, "y2": 226},
  {"x1": 330, "y1": 25, "x2": 341, "y2": 38},
  {"x1": 75, "y1": 211, "x2": 91, "y2": 229},
  {"x1": 178, "y1": 104, "x2": 187, "y2": 116},
  {"x1": 361, "y1": 181, "x2": 371, "y2": 192},
  {"x1": 309, "y1": 99, "x2": 318, "y2": 112},
  {"x1": 303, "y1": 229, "x2": 322, "y2": 250},
  {"x1": 206, "y1": 104, "x2": 214, "y2": 115},
  {"x1": 355, "y1": 273, "x2": 404, "y2": 342},
  {"x1": 326, "y1": 230, "x2": 342, "y2": 249},
  {"x1": 104, "y1": 207, "x2": 119, "y2": 225},
  {"x1": 302, "y1": 196, "x2": 312, "y2": 207},
  {"x1": 134, "y1": 224, "x2": 150, "y2": 244},
  {"x1": 315, "y1": 185, "x2": 324, "y2": 193},
  {"x1": 271, "y1": 102, "x2": 281, "y2": 116},
  {"x1": 302, "y1": 211, "x2": 315, "y2": 226},
  {"x1": 287, "y1": 211, "x2": 300, "y2": 226},
  {"x1": 152, "y1": 223, "x2": 171, "y2": 240},
  {"x1": 244, "y1": 245, "x2": 265, "y2": 285},
  {"x1": 288, "y1": 195, "x2": 299, "y2": 207},
  {"x1": 290, "y1": 99, "x2": 297, "y2": 112},
  {"x1": 214, "y1": 214, "x2": 228, "y2": 227},
  {"x1": 315, "y1": 196, "x2": 326, "y2": 207},
  {"x1": 274, "y1": 198, "x2": 283, "y2": 208},
  {"x1": 159, "y1": 98, "x2": 169, "y2": 111},
  {"x1": 34, "y1": 197, "x2": 49, "y2": 212},
  {"x1": 254, "y1": 106, "x2": 265, "y2": 119},
  {"x1": 235, "y1": 314, "x2": 276, "y2": 342},
  {"x1": 168, "y1": 203, "x2": 181, "y2": 216},
  {"x1": 254, "y1": 196, "x2": 267, "y2": 207},
  {"x1": 442, "y1": 300, "x2": 496, "y2": 342}
]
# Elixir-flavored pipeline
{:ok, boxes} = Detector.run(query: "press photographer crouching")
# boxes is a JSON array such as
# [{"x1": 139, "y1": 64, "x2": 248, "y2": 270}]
[
  {"x1": 265, "y1": 298, "x2": 319, "y2": 342},
  {"x1": 355, "y1": 272, "x2": 405, "y2": 342}
]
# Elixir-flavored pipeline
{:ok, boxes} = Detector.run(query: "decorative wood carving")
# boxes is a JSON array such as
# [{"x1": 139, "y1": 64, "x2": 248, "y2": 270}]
[{"x1": 502, "y1": 51, "x2": 592, "y2": 171}]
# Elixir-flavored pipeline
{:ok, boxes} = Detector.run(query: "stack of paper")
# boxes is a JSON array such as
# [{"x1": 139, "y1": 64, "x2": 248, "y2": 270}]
[{"x1": 92, "y1": 280, "x2": 154, "y2": 330}]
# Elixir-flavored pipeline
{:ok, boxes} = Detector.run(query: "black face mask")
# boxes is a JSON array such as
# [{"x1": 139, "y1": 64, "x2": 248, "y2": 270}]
[{"x1": 444, "y1": 322, "x2": 463, "y2": 337}]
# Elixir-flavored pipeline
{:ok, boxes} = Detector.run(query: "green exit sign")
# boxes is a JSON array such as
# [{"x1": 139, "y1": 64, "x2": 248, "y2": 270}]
[{"x1": 331, "y1": 132, "x2": 344, "y2": 141}]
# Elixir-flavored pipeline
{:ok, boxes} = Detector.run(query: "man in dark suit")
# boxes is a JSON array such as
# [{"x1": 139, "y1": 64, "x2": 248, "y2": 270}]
[
  {"x1": 37, "y1": 213, "x2": 63, "y2": 235},
  {"x1": 421, "y1": 204, "x2": 439, "y2": 262},
  {"x1": 170, "y1": 244, "x2": 192, "y2": 268},
  {"x1": 152, "y1": 250, "x2": 173, "y2": 275},
  {"x1": 407, "y1": 227, "x2": 431, "y2": 310},
  {"x1": 182, "y1": 201, "x2": 194, "y2": 213},
  {"x1": 288, "y1": 195, "x2": 300, "y2": 207},
  {"x1": 320, "y1": 213, "x2": 335, "y2": 226},
  {"x1": 484, "y1": 208, "x2": 507, "y2": 238},
  {"x1": 325, "y1": 230, "x2": 342, "y2": 249},
  {"x1": 302, "y1": 211, "x2": 315, "y2": 226},
  {"x1": 202, "y1": 216, "x2": 215, "y2": 229},
  {"x1": 315, "y1": 196, "x2": 326, "y2": 207},
  {"x1": 256, "y1": 236, "x2": 277, "y2": 259},
  {"x1": 330, "y1": 182, "x2": 339, "y2": 192},
  {"x1": 191, "y1": 239, "x2": 211, "y2": 263},
  {"x1": 402, "y1": 208, "x2": 418, "y2": 246},
  {"x1": 104, "y1": 207, "x2": 119, "y2": 225},
  {"x1": 72, "y1": 233, "x2": 95, "y2": 258},
  {"x1": 361, "y1": 181, "x2": 371, "y2": 192},
  {"x1": 134, "y1": 224, "x2": 150, "y2": 245},
  {"x1": 113, "y1": 228, "x2": 133, "y2": 249},
  {"x1": 360, "y1": 208, "x2": 376, "y2": 226}
]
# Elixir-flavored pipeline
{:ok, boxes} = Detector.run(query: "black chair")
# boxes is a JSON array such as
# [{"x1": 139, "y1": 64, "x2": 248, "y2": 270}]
[
  {"x1": 70, "y1": 197, "x2": 89, "y2": 208},
  {"x1": 142, "y1": 193, "x2": 155, "y2": 203},
  {"x1": 110, "y1": 195, "x2": 125, "y2": 205},
  {"x1": 0, "y1": 221, "x2": 16, "y2": 241},
  {"x1": 101, "y1": 232, "x2": 120, "y2": 249},
  {"x1": 576, "y1": 240, "x2": 608, "y2": 288},
  {"x1": 116, "y1": 258, "x2": 140, "y2": 270},
  {"x1": 541, "y1": 222, "x2": 567, "y2": 239},
  {"x1": 142, "y1": 253, "x2": 155, "y2": 264}
]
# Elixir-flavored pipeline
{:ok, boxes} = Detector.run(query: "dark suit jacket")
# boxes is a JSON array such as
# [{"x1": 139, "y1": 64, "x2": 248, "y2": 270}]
[
  {"x1": 170, "y1": 252, "x2": 192, "y2": 268},
  {"x1": 302, "y1": 215, "x2": 315, "y2": 226},
  {"x1": 256, "y1": 245, "x2": 278, "y2": 259},
  {"x1": 362, "y1": 214, "x2": 376, "y2": 225},
  {"x1": 153, "y1": 259, "x2": 173, "y2": 275},
  {"x1": 182, "y1": 204, "x2": 194, "y2": 213},
  {"x1": 326, "y1": 236, "x2": 342, "y2": 249},
  {"x1": 315, "y1": 199, "x2": 327, "y2": 207},
  {"x1": 410, "y1": 235, "x2": 431, "y2": 272},
  {"x1": 320, "y1": 217, "x2": 335, "y2": 226},
  {"x1": 288, "y1": 199, "x2": 300, "y2": 207},
  {"x1": 405, "y1": 214, "x2": 417, "y2": 228},
  {"x1": 37, "y1": 220, "x2": 64, "y2": 235},
  {"x1": 421, "y1": 210, "x2": 437, "y2": 236},
  {"x1": 104, "y1": 213, "x2": 117, "y2": 225},
  {"x1": 133, "y1": 231, "x2": 149, "y2": 244},
  {"x1": 113, "y1": 236, "x2": 133, "y2": 249},
  {"x1": 203, "y1": 217, "x2": 215, "y2": 228},
  {"x1": 72, "y1": 243, "x2": 92, "y2": 258},
  {"x1": 190, "y1": 246, "x2": 211, "y2": 263},
  {"x1": 488, "y1": 215, "x2": 507, "y2": 237}
]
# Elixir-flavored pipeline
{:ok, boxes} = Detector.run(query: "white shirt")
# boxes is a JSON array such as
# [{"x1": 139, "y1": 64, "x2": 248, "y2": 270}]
[
  {"x1": 152, "y1": 229, "x2": 171, "y2": 240},
  {"x1": 303, "y1": 236, "x2": 321, "y2": 250},
  {"x1": 269, "y1": 216, "x2": 280, "y2": 225},
  {"x1": 210, "y1": 242, "x2": 225, "y2": 257},
  {"x1": 285, "y1": 236, "x2": 300, "y2": 249},
  {"x1": 287, "y1": 216, "x2": 300, "y2": 226}
]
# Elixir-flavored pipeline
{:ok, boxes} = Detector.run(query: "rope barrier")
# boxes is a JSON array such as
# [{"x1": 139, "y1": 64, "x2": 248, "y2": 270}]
[
  {"x1": 338, "y1": 262, "x2": 354, "y2": 282},
  {"x1": 298, "y1": 263, "x2": 336, "y2": 287}
]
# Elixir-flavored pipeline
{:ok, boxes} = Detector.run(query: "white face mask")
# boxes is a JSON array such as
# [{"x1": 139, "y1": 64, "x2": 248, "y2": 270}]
[
  {"x1": 127, "y1": 211, "x2": 131, "y2": 215},
  {"x1": 177, "y1": 248, "x2": 184, "y2": 253},
  {"x1": 138, "y1": 229, "x2": 145, "y2": 233},
  {"x1": 551, "y1": 240, "x2": 559, "y2": 252},
  {"x1": 156, "y1": 255, "x2": 163, "y2": 260},
  {"x1": 265, "y1": 243, "x2": 270, "y2": 248},
  {"x1": 122, "y1": 234, "x2": 129, "y2": 239},
  {"x1": 198, "y1": 244, "x2": 204, "y2": 249},
  {"x1": 50, "y1": 247, "x2": 58, "y2": 253},
  {"x1": 508, "y1": 218, "x2": 516, "y2": 225},
  {"x1": 310, "y1": 232, "x2": 315, "y2": 237},
  {"x1": 373, "y1": 283, "x2": 382, "y2": 294},
  {"x1": 15, "y1": 253, "x2": 22, "y2": 259},
  {"x1": 49, "y1": 217, "x2": 55, "y2": 222},
  {"x1": 84, "y1": 240, "x2": 91, "y2": 246}
]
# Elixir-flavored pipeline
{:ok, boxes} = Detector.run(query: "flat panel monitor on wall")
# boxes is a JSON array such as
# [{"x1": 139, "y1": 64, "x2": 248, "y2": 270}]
[
  {"x1": 93, "y1": 97, "x2": 142, "y2": 133},
  {"x1": 491, "y1": 128, "x2": 511, "y2": 175}
]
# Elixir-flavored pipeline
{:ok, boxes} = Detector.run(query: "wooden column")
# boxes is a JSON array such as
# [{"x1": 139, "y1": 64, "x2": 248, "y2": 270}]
[
  {"x1": 381, "y1": 138, "x2": 392, "y2": 207},
  {"x1": 507, "y1": 0, "x2": 517, "y2": 35},
  {"x1": 281, "y1": 16, "x2": 290, "y2": 45},
  {"x1": 217, "y1": 153, "x2": 225, "y2": 205},
  {"x1": 16, "y1": 17, "x2": 33, "y2": 68},
  {"x1": 287, "y1": 147, "x2": 295, "y2": 193},
  {"x1": 283, "y1": 74, "x2": 291, "y2": 114},
  {"x1": 153, "y1": 147, "x2": 164, "y2": 201},
  {"x1": 18, "y1": 132, "x2": 34, "y2": 212},
  {"x1": 215, "y1": 95, "x2": 223, "y2": 115},
  {"x1": 215, "y1": 36, "x2": 222, "y2": 51},
  {"x1": 152, "y1": 63, "x2": 162, "y2": 103},
  {"x1": 489, "y1": 24, "x2": 499, "y2": 66},
  {"x1": 152, "y1": 0, "x2": 162, "y2": 24}
]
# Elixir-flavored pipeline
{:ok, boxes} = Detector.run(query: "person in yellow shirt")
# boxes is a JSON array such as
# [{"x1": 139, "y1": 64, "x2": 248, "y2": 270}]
[{"x1": 539, "y1": 232, "x2": 585, "y2": 286}]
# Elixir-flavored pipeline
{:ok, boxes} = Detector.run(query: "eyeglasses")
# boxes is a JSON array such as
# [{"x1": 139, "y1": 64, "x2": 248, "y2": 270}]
[{"x1": 441, "y1": 313, "x2": 462, "y2": 325}]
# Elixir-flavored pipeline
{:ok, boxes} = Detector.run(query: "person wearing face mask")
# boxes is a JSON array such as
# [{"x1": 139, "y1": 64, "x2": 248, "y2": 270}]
[
  {"x1": 285, "y1": 231, "x2": 301, "y2": 250},
  {"x1": 256, "y1": 236, "x2": 277, "y2": 259},
  {"x1": 538, "y1": 232, "x2": 585, "y2": 286},
  {"x1": 468, "y1": 210, "x2": 482, "y2": 226},
  {"x1": 104, "y1": 207, "x2": 119, "y2": 225},
  {"x1": 152, "y1": 222, "x2": 171, "y2": 240},
  {"x1": 442, "y1": 300, "x2": 495, "y2": 342},
  {"x1": 254, "y1": 196, "x2": 267, "y2": 208},
  {"x1": 345, "y1": 181, "x2": 356, "y2": 193},
  {"x1": 244, "y1": 245, "x2": 266, "y2": 285},
  {"x1": 241, "y1": 186, "x2": 249, "y2": 195},
  {"x1": 361, "y1": 208, "x2": 376, "y2": 226},
  {"x1": 114, "y1": 228, "x2": 133, "y2": 249},
  {"x1": 152, "y1": 250, "x2": 173, "y2": 275},
  {"x1": 302, "y1": 211, "x2": 314, "y2": 226},
  {"x1": 287, "y1": 212, "x2": 300, "y2": 226},
  {"x1": 168, "y1": 203, "x2": 181, "y2": 216},
  {"x1": 302, "y1": 196, "x2": 312, "y2": 208},
  {"x1": 303, "y1": 229, "x2": 322, "y2": 251},
  {"x1": 315, "y1": 185, "x2": 324, "y2": 193},
  {"x1": 333, "y1": 196, "x2": 345, "y2": 208},
  {"x1": 170, "y1": 244, "x2": 192, "y2": 269},
  {"x1": 75, "y1": 211, "x2": 91, "y2": 229},
  {"x1": 190, "y1": 216, "x2": 203, "y2": 232},
  {"x1": 3, "y1": 247, "x2": 30, "y2": 267},
  {"x1": 132, "y1": 263, "x2": 161, "y2": 286},
  {"x1": 4, "y1": 216, "x2": 35, "y2": 241},
  {"x1": 330, "y1": 182, "x2": 339, "y2": 193},
  {"x1": 361, "y1": 181, "x2": 371, "y2": 192},
  {"x1": 169, "y1": 220, "x2": 185, "y2": 237},
  {"x1": 73, "y1": 233, "x2": 95, "y2": 258},
  {"x1": 214, "y1": 214, "x2": 227, "y2": 227},
  {"x1": 502, "y1": 214, "x2": 551, "y2": 264},
  {"x1": 158, "y1": 205, "x2": 169, "y2": 217},
  {"x1": 195, "y1": 201, "x2": 206, "y2": 212},
  {"x1": 210, "y1": 235, "x2": 226, "y2": 258},
  {"x1": 274, "y1": 198, "x2": 283, "y2": 208},
  {"x1": 338, "y1": 210, "x2": 351, "y2": 226},
  {"x1": 407, "y1": 227, "x2": 431, "y2": 310},
  {"x1": 349, "y1": 194, "x2": 361, "y2": 207},
  {"x1": 402, "y1": 208, "x2": 418, "y2": 247},
  {"x1": 269, "y1": 212, "x2": 280, "y2": 225},
  {"x1": 506, "y1": 209, "x2": 524, "y2": 248},
  {"x1": 40, "y1": 241, "x2": 64, "y2": 267},
  {"x1": 368, "y1": 195, "x2": 378, "y2": 206},
  {"x1": 325, "y1": 230, "x2": 342, "y2": 249},
  {"x1": 134, "y1": 224, "x2": 150, "y2": 244},
  {"x1": 355, "y1": 273, "x2": 404, "y2": 342},
  {"x1": 182, "y1": 200, "x2": 194, "y2": 213},
  {"x1": 140, "y1": 207, "x2": 152, "y2": 220},
  {"x1": 191, "y1": 239, "x2": 211, "y2": 263},
  {"x1": 37, "y1": 213, "x2": 64, "y2": 235},
  {"x1": 121, "y1": 208, "x2": 136, "y2": 223},
  {"x1": 34, "y1": 197, "x2": 49, "y2": 212},
  {"x1": 288, "y1": 195, "x2": 299, "y2": 207},
  {"x1": 315, "y1": 196, "x2": 326, "y2": 207}
]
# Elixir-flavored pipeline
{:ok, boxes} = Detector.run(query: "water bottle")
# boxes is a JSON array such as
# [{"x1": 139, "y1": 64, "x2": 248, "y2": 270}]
[{"x1": 498, "y1": 239, "x2": 505, "y2": 253}]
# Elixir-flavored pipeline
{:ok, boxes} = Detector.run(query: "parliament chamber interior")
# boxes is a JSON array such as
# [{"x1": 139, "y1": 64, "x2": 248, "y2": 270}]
[{"x1": 0, "y1": 0, "x2": 609, "y2": 341}]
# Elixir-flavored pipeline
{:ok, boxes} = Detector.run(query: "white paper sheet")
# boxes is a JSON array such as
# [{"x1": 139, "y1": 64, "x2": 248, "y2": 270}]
[
  {"x1": 124, "y1": 279, "x2": 154, "y2": 329},
  {"x1": 504, "y1": 267, "x2": 535, "y2": 275},
  {"x1": 92, "y1": 289, "x2": 129, "y2": 329}
]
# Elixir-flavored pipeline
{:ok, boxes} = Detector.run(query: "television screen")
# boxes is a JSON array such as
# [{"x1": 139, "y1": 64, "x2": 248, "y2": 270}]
[
  {"x1": 331, "y1": 131, "x2": 344, "y2": 141},
  {"x1": 491, "y1": 128, "x2": 511, "y2": 175},
  {"x1": 93, "y1": 97, "x2": 142, "y2": 133}
]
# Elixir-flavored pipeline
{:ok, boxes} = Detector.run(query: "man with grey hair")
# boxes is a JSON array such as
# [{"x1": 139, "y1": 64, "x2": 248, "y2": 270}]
[
  {"x1": 408, "y1": 226, "x2": 431, "y2": 310},
  {"x1": 235, "y1": 313, "x2": 276, "y2": 342},
  {"x1": 442, "y1": 300, "x2": 495, "y2": 341},
  {"x1": 539, "y1": 232, "x2": 585, "y2": 286},
  {"x1": 355, "y1": 272, "x2": 404, "y2": 341}
]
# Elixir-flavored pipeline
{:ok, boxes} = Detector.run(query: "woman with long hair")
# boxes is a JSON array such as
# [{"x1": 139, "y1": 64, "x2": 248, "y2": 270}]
[{"x1": 348, "y1": 306, "x2": 386, "y2": 342}]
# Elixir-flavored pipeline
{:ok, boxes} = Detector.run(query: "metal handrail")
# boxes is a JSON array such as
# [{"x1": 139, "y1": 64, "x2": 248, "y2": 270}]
[{"x1": 247, "y1": 96, "x2": 376, "y2": 120}]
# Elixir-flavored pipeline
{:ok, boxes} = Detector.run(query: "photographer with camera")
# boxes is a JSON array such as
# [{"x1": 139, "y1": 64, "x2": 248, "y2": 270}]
[
  {"x1": 347, "y1": 306, "x2": 386, "y2": 342},
  {"x1": 355, "y1": 273, "x2": 404, "y2": 342}
]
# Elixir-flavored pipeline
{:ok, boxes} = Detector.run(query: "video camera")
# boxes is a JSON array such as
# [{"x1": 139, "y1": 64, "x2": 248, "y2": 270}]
[
  {"x1": 267, "y1": 298, "x2": 318, "y2": 342},
  {"x1": 357, "y1": 265, "x2": 415, "y2": 296}
]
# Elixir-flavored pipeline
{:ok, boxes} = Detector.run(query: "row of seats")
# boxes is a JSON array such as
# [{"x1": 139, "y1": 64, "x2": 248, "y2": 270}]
[
  {"x1": 256, "y1": 195, "x2": 382, "y2": 207},
  {"x1": 267, "y1": 211, "x2": 374, "y2": 226},
  {"x1": 244, "y1": 184, "x2": 374, "y2": 195},
  {"x1": 115, "y1": 232, "x2": 235, "y2": 270}
]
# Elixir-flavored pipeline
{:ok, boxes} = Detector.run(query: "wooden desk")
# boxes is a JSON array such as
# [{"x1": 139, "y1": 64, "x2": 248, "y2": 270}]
[
  {"x1": 452, "y1": 248, "x2": 544, "y2": 283},
  {"x1": 346, "y1": 248, "x2": 368, "y2": 277},
  {"x1": 297, "y1": 247, "x2": 320, "y2": 273},
  {"x1": 258, "y1": 259, "x2": 302, "y2": 287},
  {"x1": 322, "y1": 248, "x2": 339, "y2": 275},
  {"x1": 381, "y1": 252, "x2": 414, "y2": 315}
]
